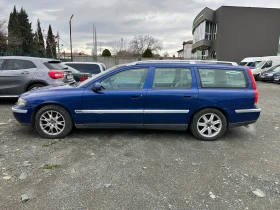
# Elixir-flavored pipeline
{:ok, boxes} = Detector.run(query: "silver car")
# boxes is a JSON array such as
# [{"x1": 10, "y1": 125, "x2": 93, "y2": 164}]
[{"x1": 0, "y1": 56, "x2": 75, "y2": 98}]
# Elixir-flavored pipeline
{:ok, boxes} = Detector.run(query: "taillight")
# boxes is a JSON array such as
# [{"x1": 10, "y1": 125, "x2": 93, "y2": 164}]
[
  {"x1": 246, "y1": 67, "x2": 258, "y2": 104},
  {"x1": 48, "y1": 71, "x2": 64, "y2": 79},
  {"x1": 80, "y1": 76, "x2": 87, "y2": 82}
]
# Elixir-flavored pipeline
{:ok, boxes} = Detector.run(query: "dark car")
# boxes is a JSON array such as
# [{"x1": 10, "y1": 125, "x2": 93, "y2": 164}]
[
  {"x1": 258, "y1": 65, "x2": 280, "y2": 82},
  {"x1": 61, "y1": 64, "x2": 92, "y2": 82},
  {"x1": 12, "y1": 60, "x2": 261, "y2": 141},
  {"x1": 62, "y1": 62, "x2": 106, "y2": 75}
]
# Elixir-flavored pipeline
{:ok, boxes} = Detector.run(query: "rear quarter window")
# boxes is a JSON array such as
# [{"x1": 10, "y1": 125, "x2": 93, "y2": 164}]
[
  {"x1": 44, "y1": 62, "x2": 65, "y2": 70},
  {"x1": 198, "y1": 68, "x2": 248, "y2": 88}
]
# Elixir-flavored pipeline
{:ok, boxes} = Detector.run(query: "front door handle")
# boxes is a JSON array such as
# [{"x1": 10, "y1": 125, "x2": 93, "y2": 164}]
[
  {"x1": 183, "y1": 95, "x2": 192, "y2": 98},
  {"x1": 21, "y1": 71, "x2": 29, "y2": 74},
  {"x1": 131, "y1": 95, "x2": 142, "y2": 99}
]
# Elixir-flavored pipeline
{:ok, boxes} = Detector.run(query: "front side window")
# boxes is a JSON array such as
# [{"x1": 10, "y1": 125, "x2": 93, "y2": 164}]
[
  {"x1": 6, "y1": 59, "x2": 27, "y2": 70},
  {"x1": 198, "y1": 68, "x2": 247, "y2": 88},
  {"x1": 100, "y1": 68, "x2": 148, "y2": 90},
  {"x1": 153, "y1": 68, "x2": 192, "y2": 89}
]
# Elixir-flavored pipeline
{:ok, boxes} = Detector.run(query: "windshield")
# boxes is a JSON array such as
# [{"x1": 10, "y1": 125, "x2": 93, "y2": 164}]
[
  {"x1": 239, "y1": 62, "x2": 247, "y2": 66},
  {"x1": 271, "y1": 65, "x2": 280, "y2": 72},
  {"x1": 76, "y1": 64, "x2": 125, "y2": 88}
]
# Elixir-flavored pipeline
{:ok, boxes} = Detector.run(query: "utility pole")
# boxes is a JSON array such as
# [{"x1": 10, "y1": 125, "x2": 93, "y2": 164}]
[
  {"x1": 57, "y1": 31, "x2": 60, "y2": 58},
  {"x1": 69, "y1": 14, "x2": 74, "y2": 62},
  {"x1": 93, "y1": 23, "x2": 95, "y2": 56}
]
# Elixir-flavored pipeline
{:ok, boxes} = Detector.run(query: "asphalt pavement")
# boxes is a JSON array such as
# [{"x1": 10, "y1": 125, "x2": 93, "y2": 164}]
[{"x1": 0, "y1": 81, "x2": 280, "y2": 210}]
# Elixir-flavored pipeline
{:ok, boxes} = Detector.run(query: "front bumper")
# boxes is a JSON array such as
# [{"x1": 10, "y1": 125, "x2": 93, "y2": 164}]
[
  {"x1": 259, "y1": 75, "x2": 274, "y2": 81},
  {"x1": 12, "y1": 106, "x2": 32, "y2": 124}
]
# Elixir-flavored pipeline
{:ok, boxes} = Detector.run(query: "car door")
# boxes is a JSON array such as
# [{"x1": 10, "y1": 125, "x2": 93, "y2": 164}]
[
  {"x1": 0, "y1": 59, "x2": 38, "y2": 96},
  {"x1": 81, "y1": 67, "x2": 149, "y2": 126},
  {"x1": 144, "y1": 66, "x2": 199, "y2": 130}
]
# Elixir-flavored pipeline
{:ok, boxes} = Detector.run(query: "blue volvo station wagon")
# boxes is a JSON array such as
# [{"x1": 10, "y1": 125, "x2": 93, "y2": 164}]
[{"x1": 12, "y1": 60, "x2": 261, "y2": 141}]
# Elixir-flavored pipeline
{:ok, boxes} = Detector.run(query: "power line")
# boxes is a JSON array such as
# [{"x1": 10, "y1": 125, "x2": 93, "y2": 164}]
[{"x1": 59, "y1": 37, "x2": 70, "y2": 47}]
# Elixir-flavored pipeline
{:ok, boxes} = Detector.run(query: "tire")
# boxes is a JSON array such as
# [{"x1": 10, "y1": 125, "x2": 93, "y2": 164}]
[
  {"x1": 254, "y1": 74, "x2": 259, "y2": 81},
  {"x1": 190, "y1": 108, "x2": 227, "y2": 141},
  {"x1": 27, "y1": 83, "x2": 45, "y2": 91},
  {"x1": 35, "y1": 105, "x2": 73, "y2": 139}
]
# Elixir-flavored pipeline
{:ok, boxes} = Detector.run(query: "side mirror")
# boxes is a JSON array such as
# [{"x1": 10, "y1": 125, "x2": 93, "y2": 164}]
[{"x1": 92, "y1": 82, "x2": 101, "y2": 92}]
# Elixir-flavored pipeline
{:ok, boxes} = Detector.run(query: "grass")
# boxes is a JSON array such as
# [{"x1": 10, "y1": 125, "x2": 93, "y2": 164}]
[
  {"x1": 42, "y1": 164, "x2": 61, "y2": 169},
  {"x1": 42, "y1": 140, "x2": 58, "y2": 147}
]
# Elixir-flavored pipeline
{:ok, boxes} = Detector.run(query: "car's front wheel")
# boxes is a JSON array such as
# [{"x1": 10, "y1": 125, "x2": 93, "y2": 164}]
[
  {"x1": 35, "y1": 105, "x2": 73, "y2": 139},
  {"x1": 190, "y1": 108, "x2": 227, "y2": 141}
]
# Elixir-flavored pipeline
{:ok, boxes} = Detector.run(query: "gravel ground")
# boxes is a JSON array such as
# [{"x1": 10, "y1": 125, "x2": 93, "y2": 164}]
[{"x1": 0, "y1": 81, "x2": 280, "y2": 210}]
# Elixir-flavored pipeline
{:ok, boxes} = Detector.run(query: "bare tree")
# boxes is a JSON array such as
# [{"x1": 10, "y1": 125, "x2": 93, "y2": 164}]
[
  {"x1": 129, "y1": 34, "x2": 163, "y2": 55},
  {"x1": 112, "y1": 39, "x2": 135, "y2": 58},
  {"x1": 112, "y1": 39, "x2": 133, "y2": 57},
  {"x1": 163, "y1": 51, "x2": 169, "y2": 58}
]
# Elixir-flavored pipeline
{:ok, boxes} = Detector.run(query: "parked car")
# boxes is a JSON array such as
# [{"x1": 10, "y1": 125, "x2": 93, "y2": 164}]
[
  {"x1": 239, "y1": 57, "x2": 261, "y2": 69},
  {"x1": 61, "y1": 64, "x2": 92, "y2": 82},
  {"x1": 258, "y1": 64, "x2": 280, "y2": 82},
  {"x1": 0, "y1": 56, "x2": 75, "y2": 98},
  {"x1": 62, "y1": 62, "x2": 106, "y2": 75},
  {"x1": 251, "y1": 56, "x2": 280, "y2": 79},
  {"x1": 12, "y1": 60, "x2": 261, "y2": 141}
]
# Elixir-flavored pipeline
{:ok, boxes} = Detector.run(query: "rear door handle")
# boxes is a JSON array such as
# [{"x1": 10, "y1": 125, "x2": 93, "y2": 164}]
[
  {"x1": 131, "y1": 95, "x2": 142, "y2": 99},
  {"x1": 21, "y1": 71, "x2": 29, "y2": 74},
  {"x1": 183, "y1": 95, "x2": 192, "y2": 98}
]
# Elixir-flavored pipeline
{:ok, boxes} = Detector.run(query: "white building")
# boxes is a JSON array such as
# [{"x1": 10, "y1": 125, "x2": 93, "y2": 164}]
[{"x1": 177, "y1": 40, "x2": 194, "y2": 59}]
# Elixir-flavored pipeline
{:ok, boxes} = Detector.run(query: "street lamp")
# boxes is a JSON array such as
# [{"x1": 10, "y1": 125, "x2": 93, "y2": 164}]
[{"x1": 69, "y1": 14, "x2": 74, "y2": 62}]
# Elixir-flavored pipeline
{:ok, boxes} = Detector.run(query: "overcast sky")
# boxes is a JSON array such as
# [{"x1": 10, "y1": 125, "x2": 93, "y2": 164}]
[{"x1": 0, "y1": 0, "x2": 280, "y2": 56}]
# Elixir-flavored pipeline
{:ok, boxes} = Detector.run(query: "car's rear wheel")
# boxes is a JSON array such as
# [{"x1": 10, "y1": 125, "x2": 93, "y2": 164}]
[
  {"x1": 190, "y1": 108, "x2": 227, "y2": 141},
  {"x1": 35, "y1": 105, "x2": 73, "y2": 139},
  {"x1": 28, "y1": 83, "x2": 45, "y2": 91}
]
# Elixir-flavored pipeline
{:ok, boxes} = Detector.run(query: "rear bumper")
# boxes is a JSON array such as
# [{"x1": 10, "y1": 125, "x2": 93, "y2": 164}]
[
  {"x1": 227, "y1": 108, "x2": 261, "y2": 127},
  {"x1": 259, "y1": 76, "x2": 274, "y2": 81},
  {"x1": 229, "y1": 120, "x2": 256, "y2": 128}
]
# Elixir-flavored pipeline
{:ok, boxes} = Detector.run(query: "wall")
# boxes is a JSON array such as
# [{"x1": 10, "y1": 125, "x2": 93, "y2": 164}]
[
  {"x1": 183, "y1": 44, "x2": 193, "y2": 58},
  {"x1": 216, "y1": 6, "x2": 280, "y2": 63},
  {"x1": 72, "y1": 56, "x2": 174, "y2": 68}
]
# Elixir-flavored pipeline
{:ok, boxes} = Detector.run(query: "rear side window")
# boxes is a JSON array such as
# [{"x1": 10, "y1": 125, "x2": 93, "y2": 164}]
[
  {"x1": 66, "y1": 63, "x2": 101, "y2": 74},
  {"x1": 153, "y1": 68, "x2": 192, "y2": 89},
  {"x1": 26, "y1": 61, "x2": 37, "y2": 69},
  {"x1": 198, "y1": 68, "x2": 247, "y2": 88},
  {"x1": 6, "y1": 59, "x2": 27, "y2": 70},
  {"x1": 44, "y1": 62, "x2": 65, "y2": 70}
]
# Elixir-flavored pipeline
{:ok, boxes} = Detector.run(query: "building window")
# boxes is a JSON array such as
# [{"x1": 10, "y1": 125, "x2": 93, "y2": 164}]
[
  {"x1": 202, "y1": 49, "x2": 208, "y2": 60},
  {"x1": 211, "y1": 51, "x2": 217, "y2": 60},
  {"x1": 193, "y1": 21, "x2": 217, "y2": 44},
  {"x1": 193, "y1": 21, "x2": 206, "y2": 44},
  {"x1": 212, "y1": 23, "x2": 217, "y2": 40}
]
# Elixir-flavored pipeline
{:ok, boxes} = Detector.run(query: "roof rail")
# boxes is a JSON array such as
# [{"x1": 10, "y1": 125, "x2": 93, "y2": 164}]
[{"x1": 128, "y1": 60, "x2": 238, "y2": 66}]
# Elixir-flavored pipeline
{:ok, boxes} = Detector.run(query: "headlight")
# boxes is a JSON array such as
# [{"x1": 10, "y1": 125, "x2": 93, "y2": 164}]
[
  {"x1": 267, "y1": 74, "x2": 273, "y2": 76},
  {"x1": 16, "y1": 98, "x2": 27, "y2": 107}
]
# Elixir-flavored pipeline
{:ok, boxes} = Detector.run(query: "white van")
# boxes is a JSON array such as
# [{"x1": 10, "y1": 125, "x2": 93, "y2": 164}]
[
  {"x1": 239, "y1": 57, "x2": 262, "y2": 69},
  {"x1": 251, "y1": 56, "x2": 280, "y2": 78}
]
